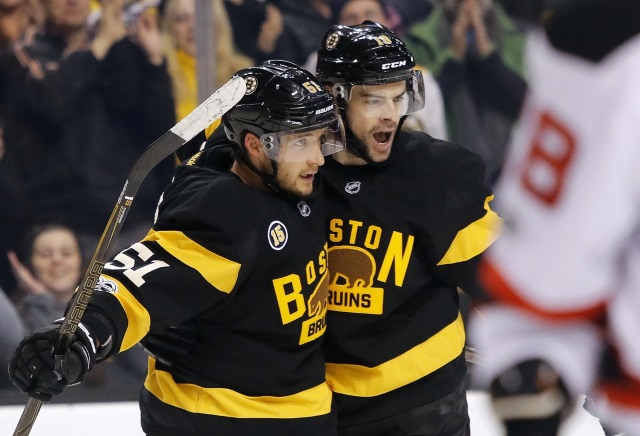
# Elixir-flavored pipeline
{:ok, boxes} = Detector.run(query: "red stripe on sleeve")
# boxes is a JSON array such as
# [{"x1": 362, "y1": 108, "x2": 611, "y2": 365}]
[{"x1": 478, "y1": 259, "x2": 606, "y2": 322}]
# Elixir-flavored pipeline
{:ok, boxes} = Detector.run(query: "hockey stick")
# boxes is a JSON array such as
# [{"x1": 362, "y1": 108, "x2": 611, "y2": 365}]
[{"x1": 12, "y1": 75, "x2": 246, "y2": 436}]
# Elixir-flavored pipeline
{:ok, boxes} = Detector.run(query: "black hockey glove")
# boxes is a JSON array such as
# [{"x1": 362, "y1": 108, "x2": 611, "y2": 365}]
[
  {"x1": 490, "y1": 359, "x2": 572, "y2": 436},
  {"x1": 8, "y1": 321, "x2": 98, "y2": 402}
]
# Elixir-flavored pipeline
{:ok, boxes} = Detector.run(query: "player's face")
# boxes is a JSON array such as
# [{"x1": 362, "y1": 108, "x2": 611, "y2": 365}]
[
  {"x1": 30, "y1": 229, "x2": 82, "y2": 297},
  {"x1": 273, "y1": 128, "x2": 326, "y2": 198},
  {"x1": 346, "y1": 81, "x2": 406, "y2": 162}
]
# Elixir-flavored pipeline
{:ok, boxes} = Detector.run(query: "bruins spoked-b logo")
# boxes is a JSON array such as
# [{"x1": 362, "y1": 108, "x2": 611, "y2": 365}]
[
  {"x1": 245, "y1": 75, "x2": 258, "y2": 95},
  {"x1": 325, "y1": 32, "x2": 340, "y2": 50},
  {"x1": 268, "y1": 221, "x2": 288, "y2": 250}
]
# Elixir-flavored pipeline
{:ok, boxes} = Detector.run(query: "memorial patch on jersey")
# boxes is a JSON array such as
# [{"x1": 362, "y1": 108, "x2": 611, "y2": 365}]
[
  {"x1": 327, "y1": 246, "x2": 384, "y2": 314},
  {"x1": 268, "y1": 221, "x2": 288, "y2": 250}
]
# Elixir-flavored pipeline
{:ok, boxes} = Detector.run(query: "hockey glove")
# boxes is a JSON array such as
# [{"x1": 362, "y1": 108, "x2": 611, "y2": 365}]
[
  {"x1": 8, "y1": 321, "x2": 98, "y2": 402},
  {"x1": 490, "y1": 359, "x2": 572, "y2": 436}
]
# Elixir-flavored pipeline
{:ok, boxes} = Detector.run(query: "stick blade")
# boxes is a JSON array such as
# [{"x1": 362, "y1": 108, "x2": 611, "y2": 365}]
[{"x1": 171, "y1": 75, "x2": 246, "y2": 141}]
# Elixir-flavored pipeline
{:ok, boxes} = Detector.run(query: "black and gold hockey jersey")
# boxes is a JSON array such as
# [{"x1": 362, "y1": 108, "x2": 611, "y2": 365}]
[
  {"x1": 84, "y1": 146, "x2": 335, "y2": 435},
  {"x1": 322, "y1": 130, "x2": 500, "y2": 427}
]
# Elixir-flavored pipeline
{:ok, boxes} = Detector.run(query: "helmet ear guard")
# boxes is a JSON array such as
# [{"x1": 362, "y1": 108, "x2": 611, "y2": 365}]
[{"x1": 334, "y1": 84, "x2": 348, "y2": 101}]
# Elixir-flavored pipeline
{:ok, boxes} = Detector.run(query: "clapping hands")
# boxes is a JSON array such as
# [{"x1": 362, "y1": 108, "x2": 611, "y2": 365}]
[{"x1": 450, "y1": 0, "x2": 492, "y2": 60}]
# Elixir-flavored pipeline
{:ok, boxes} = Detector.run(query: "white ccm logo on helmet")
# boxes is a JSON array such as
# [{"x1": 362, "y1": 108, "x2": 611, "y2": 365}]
[{"x1": 381, "y1": 60, "x2": 407, "y2": 70}]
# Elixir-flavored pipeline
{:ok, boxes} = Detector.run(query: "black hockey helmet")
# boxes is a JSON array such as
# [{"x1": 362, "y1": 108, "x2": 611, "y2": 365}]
[
  {"x1": 223, "y1": 60, "x2": 344, "y2": 162},
  {"x1": 316, "y1": 22, "x2": 424, "y2": 114},
  {"x1": 316, "y1": 21, "x2": 417, "y2": 85}
]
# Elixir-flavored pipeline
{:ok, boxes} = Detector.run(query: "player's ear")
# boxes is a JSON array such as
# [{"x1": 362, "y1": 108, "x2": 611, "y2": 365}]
[{"x1": 244, "y1": 133, "x2": 265, "y2": 159}]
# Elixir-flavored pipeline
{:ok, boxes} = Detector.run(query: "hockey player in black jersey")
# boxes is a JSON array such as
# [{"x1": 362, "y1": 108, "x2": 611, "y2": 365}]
[
  {"x1": 8, "y1": 60, "x2": 345, "y2": 435},
  {"x1": 315, "y1": 22, "x2": 501, "y2": 436}
]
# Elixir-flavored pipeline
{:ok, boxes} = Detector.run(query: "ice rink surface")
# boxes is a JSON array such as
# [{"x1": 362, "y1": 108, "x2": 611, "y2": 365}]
[{"x1": 0, "y1": 391, "x2": 606, "y2": 435}]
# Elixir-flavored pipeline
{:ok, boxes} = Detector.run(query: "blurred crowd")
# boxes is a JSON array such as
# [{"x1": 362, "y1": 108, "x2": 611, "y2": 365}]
[{"x1": 0, "y1": 0, "x2": 531, "y2": 402}]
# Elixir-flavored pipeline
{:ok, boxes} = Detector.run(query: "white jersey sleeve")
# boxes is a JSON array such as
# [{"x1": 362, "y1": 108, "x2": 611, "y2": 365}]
[{"x1": 485, "y1": 30, "x2": 640, "y2": 314}]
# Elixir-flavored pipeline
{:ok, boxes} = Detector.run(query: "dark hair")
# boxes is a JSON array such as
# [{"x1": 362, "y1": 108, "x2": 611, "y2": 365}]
[
  {"x1": 329, "y1": 0, "x2": 388, "y2": 25},
  {"x1": 21, "y1": 224, "x2": 81, "y2": 268}
]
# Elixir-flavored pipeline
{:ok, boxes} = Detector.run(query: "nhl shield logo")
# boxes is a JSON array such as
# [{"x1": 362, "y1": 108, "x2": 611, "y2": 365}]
[
  {"x1": 297, "y1": 201, "x2": 311, "y2": 217},
  {"x1": 94, "y1": 276, "x2": 117, "y2": 293},
  {"x1": 345, "y1": 181, "x2": 361, "y2": 194}
]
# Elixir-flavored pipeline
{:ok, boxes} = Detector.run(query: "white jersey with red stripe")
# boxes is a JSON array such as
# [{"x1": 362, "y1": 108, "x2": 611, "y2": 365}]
[
  {"x1": 470, "y1": 30, "x2": 640, "y2": 434},
  {"x1": 484, "y1": 30, "x2": 640, "y2": 314}
]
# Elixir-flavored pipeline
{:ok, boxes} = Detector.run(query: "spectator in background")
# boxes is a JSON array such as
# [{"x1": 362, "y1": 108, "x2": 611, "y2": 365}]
[
  {"x1": 161, "y1": 0, "x2": 252, "y2": 161},
  {"x1": 0, "y1": 0, "x2": 175, "y2": 263},
  {"x1": 383, "y1": 0, "x2": 432, "y2": 35},
  {"x1": 9, "y1": 225, "x2": 82, "y2": 331},
  {"x1": 225, "y1": 0, "x2": 332, "y2": 66},
  {"x1": 0, "y1": 0, "x2": 43, "y2": 49},
  {"x1": 306, "y1": 0, "x2": 447, "y2": 139},
  {"x1": 8, "y1": 224, "x2": 147, "y2": 396},
  {"x1": 223, "y1": 0, "x2": 280, "y2": 62},
  {"x1": 160, "y1": 0, "x2": 252, "y2": 123},
  {"x1": 404, "y1": 0, "x2": 527, "y2": 184}
]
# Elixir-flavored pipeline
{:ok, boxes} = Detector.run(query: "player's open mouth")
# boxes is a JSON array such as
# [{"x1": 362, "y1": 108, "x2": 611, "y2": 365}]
[
  {"x1": 373, "y1": 131, "x2": 392, "y2": 145},
  {"x1": 301, "y1": 173, "x2": 315, "y2": 181}
]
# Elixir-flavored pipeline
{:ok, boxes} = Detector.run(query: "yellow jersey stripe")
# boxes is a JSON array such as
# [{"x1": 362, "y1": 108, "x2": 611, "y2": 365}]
[
  {"x1": 144, "y1": 358, "x2": 333, "y2": 418},
  {"x1": 437, "y1": 195, "x2": 501, "y2": 266},
  {"x1": 102, "y1": 274, "x2": 151, "y2": 352},
  {"x1": 144, "y1": 230, "x2": 240, "y2": 294},
  {"x1": 325, "y1": 312, "x2": 465, "y2": 397}
]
